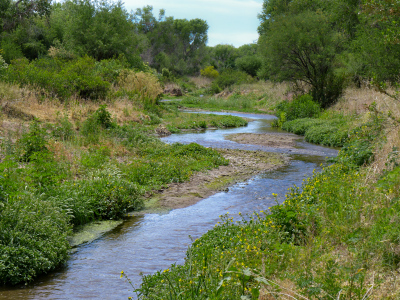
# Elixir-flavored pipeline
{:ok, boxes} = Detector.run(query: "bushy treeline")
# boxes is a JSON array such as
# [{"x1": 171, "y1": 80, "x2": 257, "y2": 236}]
[
  {"x1": 0, "y1": 0, "x2": 262, "y2": 81},
  {"x1": 258, "y1": 0, "x2": 400, "y2": 107}
]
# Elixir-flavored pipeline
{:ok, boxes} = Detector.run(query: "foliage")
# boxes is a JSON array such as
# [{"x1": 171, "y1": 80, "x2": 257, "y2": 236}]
[
  {"x1": 0, "y1": 195, "x2": 71, "y2": 285},
  {"x1": 0, "y1": 54, "x2": 8, "y2": 75},
  {"x1": 5, "y1": 56, "x2": 110, "y2": 99},
  {"x1": 49, "y1": 166, "x2": 144, "y2": 226},
  {"x1": 210, "y1": 44, "x2": 238, "y2": 71},
  {"x1": 259, "y1": 7, "x2": 346, "y2": 108},
  {"x1": 210, "y1": 69, "x2": 252, "y2": 94},
  {"x1": 59, "y1": 0, "x2": 140, "y2": 61},
  {"x1": 275, "y1": 94, "x2": 321, "y2": 124},
  {"x1": 178, "y1": 94, "x2": 262, "y2": 113},
  {"x1": 52, "y1": 114, "x2": 75, "y2": 141},
  {"x1": 0, "y1": 0, "x2": 51, "y2": 33},
  {"x1": 163, "y1": 112, "x2": 248, "y2": 130},
  {"x1": 235, "y1": 55, "x2": 262, "y2": 77},
  {"x1": 282, "y1": 117, "x2": 349, "y2": 147},
  {"x1": 118, "y1": 70, "x2": 163, "y2": 106},
  {"x1": 17, "y1": 119, "x2": 48, "y2": 162},
  {"x1": 200, "y1": 66, "x2": 219, "y2": 79},
  {"x1": 133, "y1": 6, "x2": 209, "y2": 75}
]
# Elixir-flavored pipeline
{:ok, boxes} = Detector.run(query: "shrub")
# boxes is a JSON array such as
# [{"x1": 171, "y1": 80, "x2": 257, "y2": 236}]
[
  {"x1": 276, "y1": 94, "x2": 321, "y2": 123},
  {"x1": 200, "y1": 66, "x2": 219, "y2": 79},
  {"x1": 283, "y1": 118, "x2": 348, "y2": 147},
  {"x1": 118, "y1": 70, "x2": 163, "y2": 106},
  {"x1": 0, "y1": 54, "x2": 8, "y2": 76},
  {"x1": 80, "y1": 105, "x2": 115, "y2": 144},
  {"x1": 17, "y1": 120, "x2": 48, "y2": 162},
  {"x1": 210, "y1": 69, "x2": 252, "y2": 94},
  {"x1": 52, "y1": 114, "x2": 75, "y2": 141},
  {"x1": 5, "y1": 56, "x2": 110, "y2": 100},
  {"x1": 0, "y1": 195, "x2": 71, "y2": 285},
  {"x1": 49, "y1": 168, "x2": 144, "y2": 226},
  {"x1": 235, "y1": 55, "x2": 262, "y2": 77}
]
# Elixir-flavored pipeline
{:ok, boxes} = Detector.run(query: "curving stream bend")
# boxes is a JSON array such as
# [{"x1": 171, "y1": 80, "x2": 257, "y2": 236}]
[{"x1": 0, "y1": 112, "x2": 337, "y2": 300}]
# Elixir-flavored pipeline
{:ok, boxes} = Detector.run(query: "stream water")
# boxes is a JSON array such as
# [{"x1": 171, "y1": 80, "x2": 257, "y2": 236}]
[{"x1": 0, "y1": 112, "x2": 337, "y2": 300}]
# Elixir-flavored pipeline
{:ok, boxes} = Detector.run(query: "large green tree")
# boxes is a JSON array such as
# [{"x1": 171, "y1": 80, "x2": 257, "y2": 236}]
[
  {"x1": 61, "y1": 0, "x2": 140, "y2": 61},
  {"x1": 0, "y1": 0, "x2": 51, "y2": 33},
  {"x1": 133, "y1": 6, "x2": 209, "y2": 75},
  {"x1": 258, "y1": 0, "x2": 357, "y2": 107}
]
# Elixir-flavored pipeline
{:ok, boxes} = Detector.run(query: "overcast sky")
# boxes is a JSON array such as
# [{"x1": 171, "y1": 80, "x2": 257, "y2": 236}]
[{"x1": 123, "y1": 0, "x2": 264, "y2": 48}]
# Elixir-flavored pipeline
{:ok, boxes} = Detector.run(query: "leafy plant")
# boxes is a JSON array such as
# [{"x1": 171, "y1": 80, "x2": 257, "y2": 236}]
[
  {"x1": 276, "y1": 94, "x2": 321, "y2": 122},
  {"x1": 200, "y1": 66, "x2": 219, "y2": 78},
  {"x1": 17, "y1": 119, "x2": 48, "y2": 162},
  {"x1": 0, "y1": 195, "x2": 71, "y2": 285}
]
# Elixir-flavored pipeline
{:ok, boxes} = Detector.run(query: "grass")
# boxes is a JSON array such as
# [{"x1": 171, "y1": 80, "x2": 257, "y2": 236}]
[{"x1": 162, "y1": 111, "x2": 248, "y2": 132}]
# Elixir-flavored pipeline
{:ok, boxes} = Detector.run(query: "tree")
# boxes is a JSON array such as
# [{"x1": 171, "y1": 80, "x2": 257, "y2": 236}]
[
  {"x1": 352, "y1": 0, "x2": 400, "y2": 97},
  {"x1": 211, "y1": 44, "x2": 237, "y2": 71},
  {"x1": 133, "y1": 6, "x2": 209, "y2": 75},
  {"x1": 0, "y1": 0, "x2": 51, "y2": 33},
  {"x1": 61, "y1": 0, "x2": 141, "y2": 61},
  {"x1": 259, "y1": 9, "x2": 346, "y2": 107}
]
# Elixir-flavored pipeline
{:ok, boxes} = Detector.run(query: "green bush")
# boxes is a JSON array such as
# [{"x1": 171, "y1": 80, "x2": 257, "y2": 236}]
[
  {"x1": 235, "y1": 55, "x2": 262, "y2": 77},
  {"x1": 0, "y1": 54, "x2": 8, "y2": 76},
  {"x1": 48, "y1": 166, "x2": 144, "y2": 226},
  {"x1": 276, "y1": 94, "x2": 321, "y2": 123},
  {"x1": 80, "y1": 105, "x2": 115, "y2": 144},
  {"x1": 0, "y1": 195, "x2": 71, "y2": 285},
  {"x1": 283, "y1": 118, "x2": 348, "y2": 147},
  {"x1": 52, "y1": 114, "x2": 75, "y2": 141},
  {"x1": 17, "y1": 120, "x2": 48, "y2": 162},
  {"x1": 282, "y1": 118, "x2": 325, "y2": 135},
  {"x1": 200, "y1": 66, "x2": 219, "y2": 78},
  {"x1": 210, "y1": 69, "x2": 252, "y2": 94},
  {"x1": 5, "y1": 56, "x2": 110, "y2": 100}
]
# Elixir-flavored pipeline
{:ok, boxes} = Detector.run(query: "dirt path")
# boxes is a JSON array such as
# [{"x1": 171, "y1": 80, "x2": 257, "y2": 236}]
[{"x1": 135, "y1": 149, "x2": 289, "y2": 214}]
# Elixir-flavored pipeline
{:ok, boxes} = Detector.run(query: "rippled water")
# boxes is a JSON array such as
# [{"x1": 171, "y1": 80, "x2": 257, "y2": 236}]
[{"x1": 0, "y1": 112, "x2": 337, "y2": 300}]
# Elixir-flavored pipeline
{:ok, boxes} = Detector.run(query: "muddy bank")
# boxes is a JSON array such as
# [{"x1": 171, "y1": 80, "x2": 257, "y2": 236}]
[
  {"x1": 225, "y1": 133, "x2": 301, "y2": 148},
  {"x1": 134, "y1": 149, "x2": 289, "y2": 214}
]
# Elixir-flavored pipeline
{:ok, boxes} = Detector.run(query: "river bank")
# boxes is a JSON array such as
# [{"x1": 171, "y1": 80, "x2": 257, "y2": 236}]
[{"x1": 137, "y1": 149, "x2": 289, "y2": 213}]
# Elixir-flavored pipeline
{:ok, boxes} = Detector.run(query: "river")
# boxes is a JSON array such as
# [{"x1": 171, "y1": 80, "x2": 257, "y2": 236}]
[{"x1": 0, "y1": 112, "x2": 337, "y2": 300}]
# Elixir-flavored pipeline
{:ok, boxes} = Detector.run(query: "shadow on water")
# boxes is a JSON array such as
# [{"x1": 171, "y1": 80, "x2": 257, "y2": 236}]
[{"x1": 0, "y1": 112, "x2": 337, "y2": 300}]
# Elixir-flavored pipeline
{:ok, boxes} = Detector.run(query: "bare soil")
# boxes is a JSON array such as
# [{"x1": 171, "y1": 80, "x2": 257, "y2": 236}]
[
  {"x1": 134, "y1": 149, "x2": 289, "y2": 214},
  {"x1": 225, "y1": 133, "x2": 301, "y2": 149}
]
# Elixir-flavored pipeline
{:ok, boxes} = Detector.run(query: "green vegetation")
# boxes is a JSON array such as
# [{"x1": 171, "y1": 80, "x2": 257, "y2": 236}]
[
  {"x1": 134, "y1": 108, "x2": 400, "y2": 299},
  {"x1": 0, "y1": 102, "x2": 250, "y2": 285},
  {"x1": 162, "y1": 112, "x2": 248, "y2": 132},
  {"x1": 258, "y1": 0, "x2": 400, "y2": 105},
  {"x1": 273, "y1": 94, "x2": 321, "y2": 127},
  {"x1": 174, "y1": 93, "x2": 266, "y2": 113}
]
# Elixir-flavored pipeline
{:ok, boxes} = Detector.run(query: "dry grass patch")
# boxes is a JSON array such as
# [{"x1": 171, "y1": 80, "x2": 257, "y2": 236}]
[
  {"x1": 335, "y1": 87, "x2": 400, "y2": 120},
  {"x1": 189, "y1": 76, "x2": 212, "y2": 88}
]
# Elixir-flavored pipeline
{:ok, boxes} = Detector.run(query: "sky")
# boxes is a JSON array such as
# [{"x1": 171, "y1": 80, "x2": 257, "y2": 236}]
[{"x1": 123, "y1": 0, "x2": 264, "y2": 48}]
